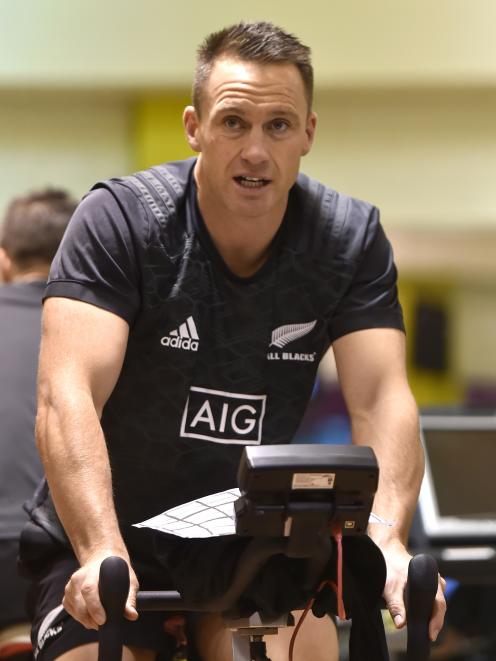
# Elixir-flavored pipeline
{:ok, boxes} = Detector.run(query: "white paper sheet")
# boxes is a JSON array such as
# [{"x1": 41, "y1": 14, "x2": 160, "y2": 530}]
[
  {"x1": 133, "y1": 488, "x2": 241, "y2": 538},
  {"x1": 133, "y1": 488, "x2": 393, "y2": 538}
]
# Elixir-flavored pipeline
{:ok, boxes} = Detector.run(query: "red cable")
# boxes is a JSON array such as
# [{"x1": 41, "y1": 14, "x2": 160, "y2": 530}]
[
  {"x1": 288, "y1": 590, "x2": 317, "y2": 661},
  {"x1": 331, "y1": 523, "x2": 346, "y2": 621}
]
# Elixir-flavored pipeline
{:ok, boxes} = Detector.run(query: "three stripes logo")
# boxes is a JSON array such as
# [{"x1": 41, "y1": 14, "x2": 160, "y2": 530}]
[
  {"x1": 270, "y1": 321, "x2": 317, "y2": 348},
  {"x1": 161, "y1": 316, "x2": 199, "y2": 352}
]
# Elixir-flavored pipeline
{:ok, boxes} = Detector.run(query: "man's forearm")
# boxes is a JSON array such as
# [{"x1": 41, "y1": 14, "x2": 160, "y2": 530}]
[
  {"x1": 351, "y1": 387, "x2": 423, "y2": 546},
  {"x1": 36, "y1": 391, "x2": 127, "y2": 564}
]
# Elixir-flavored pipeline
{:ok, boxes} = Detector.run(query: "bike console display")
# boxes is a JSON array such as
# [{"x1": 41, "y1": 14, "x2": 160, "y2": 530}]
[{"x1": 235, "y1": 444, "x2": 379, "y2": 545}]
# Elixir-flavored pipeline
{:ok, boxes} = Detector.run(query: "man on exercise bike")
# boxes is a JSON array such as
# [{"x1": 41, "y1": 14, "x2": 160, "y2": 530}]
[{"x1": 21, "y1": 20, "x2": 446, "y2": 661}]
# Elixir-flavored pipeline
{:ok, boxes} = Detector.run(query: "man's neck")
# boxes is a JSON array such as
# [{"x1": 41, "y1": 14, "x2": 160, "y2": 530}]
[{"x1": 196, "y1": 185, "x2": 287, "y2": 279}]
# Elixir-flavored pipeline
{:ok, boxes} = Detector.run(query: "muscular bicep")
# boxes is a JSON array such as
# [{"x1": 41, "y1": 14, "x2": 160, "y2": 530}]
[
  {"x1": 38, "y1": 297, "x2": 129, "y2": 416},
  {"x1": 333, "y1": 328, "x2": 410, "y2": 416}
]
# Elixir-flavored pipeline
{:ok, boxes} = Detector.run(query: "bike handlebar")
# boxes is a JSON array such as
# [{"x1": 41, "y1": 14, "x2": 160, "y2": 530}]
[
  {"x1": 97, "y1": 556, "x2": 129, "y2": 661},
  {"x1": 98, "y1": 551, "x2": 438, "y2": 661},
  {"x1": 405, "y1": 553, "x2": 439, "y2": 661}
]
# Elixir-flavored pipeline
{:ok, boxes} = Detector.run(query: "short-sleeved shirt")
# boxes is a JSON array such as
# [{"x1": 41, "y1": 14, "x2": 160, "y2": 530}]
[
  {"x1": 0, "y1": 281, "x2": 45, "y2": 537},
  {"x1": 30, "y1": 157, "x2": 404, "y2": 551},
  {"x1": 0, "y1": 280, "x2": 46, "y2": 627}
]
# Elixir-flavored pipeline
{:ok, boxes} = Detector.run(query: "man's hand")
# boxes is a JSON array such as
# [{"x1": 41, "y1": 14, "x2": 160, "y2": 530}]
[
  {"x1": 63, "y1": 552, "x2": 139, "y2": 630},
  {"x1": 381, "y1": 539, "x2": 446, "y2": 642}
]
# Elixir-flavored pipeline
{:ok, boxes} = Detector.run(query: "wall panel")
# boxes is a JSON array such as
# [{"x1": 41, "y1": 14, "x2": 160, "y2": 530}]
[{"x1": 0, "y1": 92, "x2": 131, "y2": 216}]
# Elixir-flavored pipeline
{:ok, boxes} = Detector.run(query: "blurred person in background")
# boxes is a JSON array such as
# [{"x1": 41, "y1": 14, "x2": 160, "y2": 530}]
[{"x1": 0, "y1": 189, "x2": 76, "y2": 656}]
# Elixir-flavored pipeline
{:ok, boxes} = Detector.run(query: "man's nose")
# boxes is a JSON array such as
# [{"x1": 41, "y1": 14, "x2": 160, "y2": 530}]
[{"x1": 240, "y1": 127, "x2": 269, "y2": 165}]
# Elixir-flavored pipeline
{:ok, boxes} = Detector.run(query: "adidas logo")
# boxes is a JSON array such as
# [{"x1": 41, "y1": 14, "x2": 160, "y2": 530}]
[{"x1": 161, "y1": 316, "x2": 199, "y2": 351}]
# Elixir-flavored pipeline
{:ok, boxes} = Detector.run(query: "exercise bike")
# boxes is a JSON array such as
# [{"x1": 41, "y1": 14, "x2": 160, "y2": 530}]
[{"x1": 97, "y1": 445, "x2": 438, "y2": 661}]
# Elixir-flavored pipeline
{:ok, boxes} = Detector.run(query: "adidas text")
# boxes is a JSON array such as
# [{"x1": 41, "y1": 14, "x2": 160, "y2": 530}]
[
  {"x1": 161, "y1": 316, "x2": 199, "y2": 351},
  {"x1": 161, "y1": 335, "x2": 198, "y2": 351}
]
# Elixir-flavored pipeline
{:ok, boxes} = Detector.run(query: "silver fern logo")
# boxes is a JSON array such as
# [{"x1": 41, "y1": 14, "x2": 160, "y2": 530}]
[{"x1": 270, "y1": 320, "x2": 317, "y2": 348}]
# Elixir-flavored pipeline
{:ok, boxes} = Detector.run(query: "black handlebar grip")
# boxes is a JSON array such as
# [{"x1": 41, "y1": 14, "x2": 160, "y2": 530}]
[
  {"x1": 406, "y1": 554, "x2": 439, "y2": 661},
  {"x1": 98, "y1": 556, "x2": 130, "y2": 661}
]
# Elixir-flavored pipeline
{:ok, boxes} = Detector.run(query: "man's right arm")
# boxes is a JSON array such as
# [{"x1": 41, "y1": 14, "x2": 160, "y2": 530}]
[{"x1": 36, "y1": 296, "x2": 138, "y2": 630}]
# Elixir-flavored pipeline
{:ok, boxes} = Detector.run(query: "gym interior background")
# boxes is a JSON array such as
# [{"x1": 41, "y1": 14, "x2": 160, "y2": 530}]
[{"x1": 1, "y1": 0, "x2": 496, "y2": 429}]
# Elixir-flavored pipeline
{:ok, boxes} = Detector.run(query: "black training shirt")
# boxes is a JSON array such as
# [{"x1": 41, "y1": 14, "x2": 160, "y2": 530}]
[{"x1": 34, "y1": 158, "x2": 404, "y2": 548}]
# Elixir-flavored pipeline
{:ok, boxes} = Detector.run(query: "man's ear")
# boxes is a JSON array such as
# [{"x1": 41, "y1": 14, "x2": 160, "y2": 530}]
[
  {"x1": 301, "y1": 111, "x2": 317, "y2": 156},
  {"x1": 0, "y1": 247, "x2": 13, "y2": 283},
  {"x1": 183, "y1": 106, "x2": 202, "y2": 152}
]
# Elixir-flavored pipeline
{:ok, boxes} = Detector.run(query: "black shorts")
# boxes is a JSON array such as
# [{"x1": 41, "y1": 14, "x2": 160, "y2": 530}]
[
  {"x1": 20, "y1": 523, "x2": 189, "y2": 661},
  {"x1": 28, "y1": 552, "x2": 182, "y2": 661}
]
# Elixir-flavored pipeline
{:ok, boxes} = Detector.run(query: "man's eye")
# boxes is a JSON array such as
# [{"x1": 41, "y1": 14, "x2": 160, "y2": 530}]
[
  {"x1": 224, "y1": 117, "x2": 242, "y2": 129},
  {"x1": 270, "y1": 119, "x2": 290, "y2": 133}
]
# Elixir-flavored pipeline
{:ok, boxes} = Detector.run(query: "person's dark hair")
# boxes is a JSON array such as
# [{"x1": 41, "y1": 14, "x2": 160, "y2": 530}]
[
  {"x1": 193, "y1": 21, "x2": 313, "y2": 115},
  {"x1": 0, "y1": 188, "x2": 77, "y2": 270}
]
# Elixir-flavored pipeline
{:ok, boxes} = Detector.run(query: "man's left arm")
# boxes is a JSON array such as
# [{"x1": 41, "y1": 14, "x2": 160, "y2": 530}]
[{"x1": 333, "y1": 327, "x2": 446, "y2": 641}]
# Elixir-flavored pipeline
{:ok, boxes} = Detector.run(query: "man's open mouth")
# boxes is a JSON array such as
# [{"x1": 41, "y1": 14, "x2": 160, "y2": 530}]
[{"x1": 234, "y1": 176, "x2": 271, "y2": 189}]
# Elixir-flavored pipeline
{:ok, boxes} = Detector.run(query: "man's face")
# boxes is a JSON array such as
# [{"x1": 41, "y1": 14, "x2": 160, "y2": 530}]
[{"x1": 184, "y1": 56, "x2": 317, "y2": 220}]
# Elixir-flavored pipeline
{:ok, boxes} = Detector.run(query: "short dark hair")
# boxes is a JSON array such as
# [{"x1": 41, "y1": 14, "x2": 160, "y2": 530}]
[
  {"x1": 193, "y1": 21, "x2": 313, "y2": 115},
  {"x1": 1, "y1": 188, "x2": 77, "y2": 270}
]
